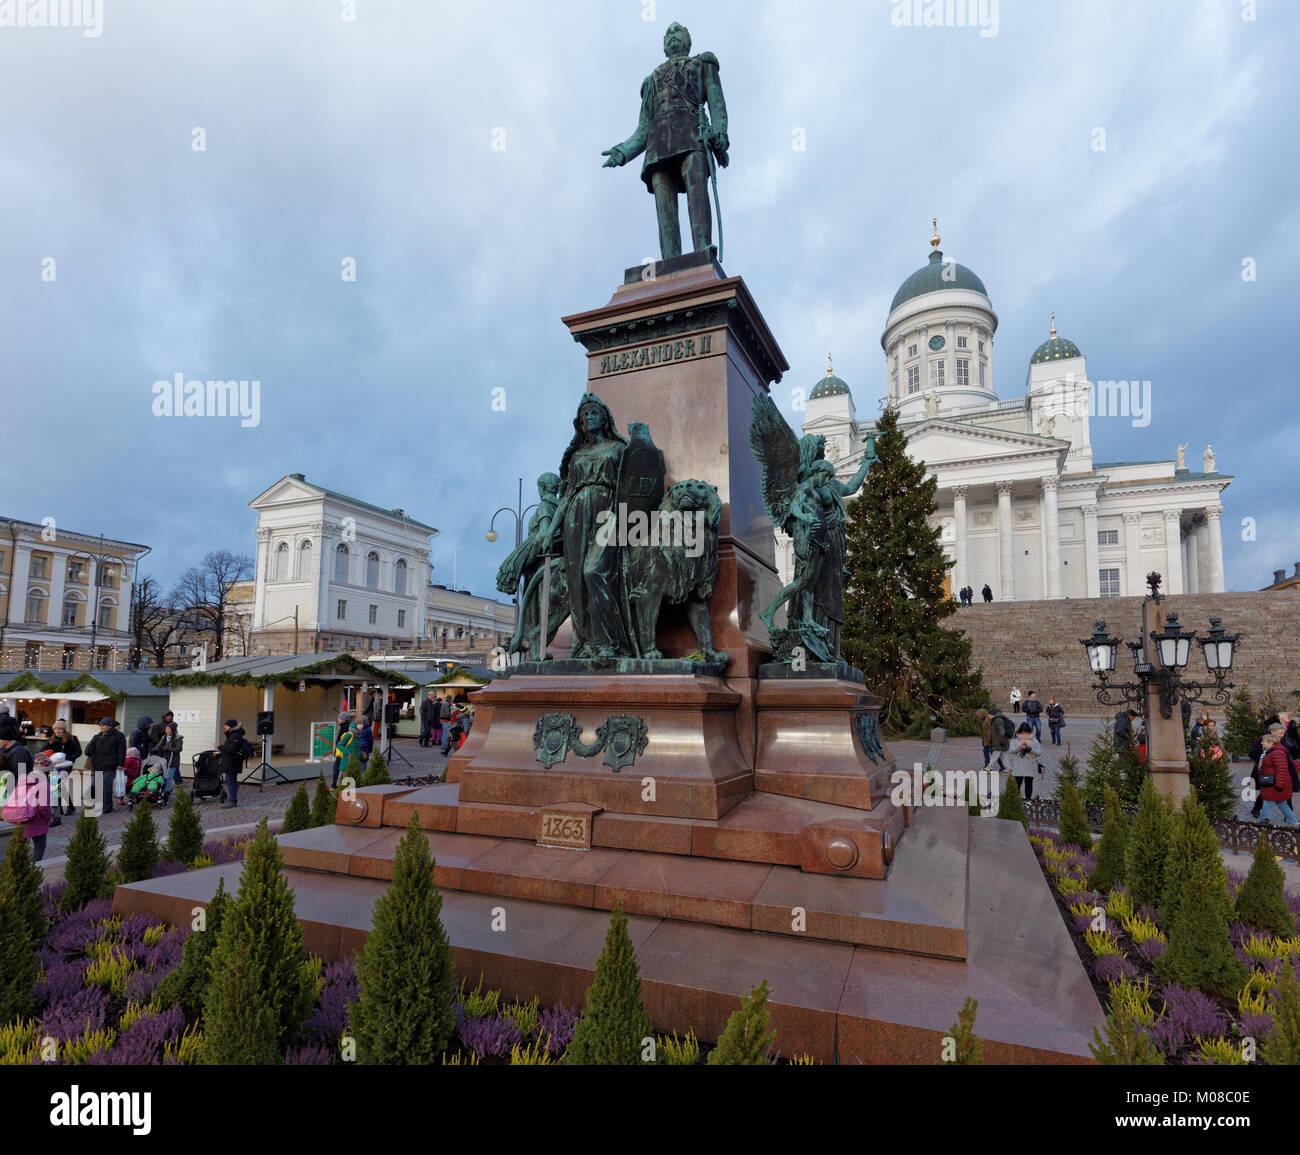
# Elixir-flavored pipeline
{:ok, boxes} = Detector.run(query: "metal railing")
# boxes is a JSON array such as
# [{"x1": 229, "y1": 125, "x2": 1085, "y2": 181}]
[{"x1": 1023, "y1": 797, "x2": 1297, "y2": 860}]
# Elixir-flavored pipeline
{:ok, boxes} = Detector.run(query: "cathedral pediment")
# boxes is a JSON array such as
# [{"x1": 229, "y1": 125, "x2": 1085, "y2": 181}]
[{"x1": 906, "y1": 421, "x2": 1065, "y2": 467}]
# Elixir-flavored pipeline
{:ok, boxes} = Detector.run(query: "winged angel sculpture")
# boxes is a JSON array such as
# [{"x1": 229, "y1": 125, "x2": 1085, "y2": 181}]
[{"x1": 750, "y1": 393, "x2": 873, "y2": 664}]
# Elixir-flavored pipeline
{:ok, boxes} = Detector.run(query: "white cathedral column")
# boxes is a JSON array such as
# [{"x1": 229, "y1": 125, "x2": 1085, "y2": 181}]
[
  {"x1": 1205, "y1": 505, "x2": 1225, "y2": 593},
  {"x1": 1186, "y1": 520, "x2": 1200, "y2": 594},
  {"x1": 1041, "y1": 477, "x2": 1062, "y2": 599},
  {"x1": 995, "y1": 481, "x2": 1015, "y2": 601},
  {"x1": 1195, "y1": 516, "x2": 1211, "y2": 595},
  {"x1": 1163, "y1": 510, "x2": 1183, "y2": 595},
  {"x1": 1123, "y1": 513, "x2": 1144, "y2": 597},
  {"x1": 1083, "y1": 504, "x2": 1100, "y2": 597},
  {"x1": 951, "y1": 485, "x2": 968, "y2": 596},
  {"x1": 252, "y1": 527, "x2": 270, "y2": 629}
]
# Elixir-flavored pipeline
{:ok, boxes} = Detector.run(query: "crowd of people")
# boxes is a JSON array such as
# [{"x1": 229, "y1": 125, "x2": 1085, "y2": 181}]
[{"x1": 955, "y1": 584, "x2": 995, "y2": 605}]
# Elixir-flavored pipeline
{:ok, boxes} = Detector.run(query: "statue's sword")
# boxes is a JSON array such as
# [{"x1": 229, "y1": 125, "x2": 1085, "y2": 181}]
[{"x1": 698, "y1": 102, "x2": 723, "y2": 264}]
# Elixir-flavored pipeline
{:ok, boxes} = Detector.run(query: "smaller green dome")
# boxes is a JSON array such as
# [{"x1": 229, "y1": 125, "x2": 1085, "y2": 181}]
[
  {"x1": 810, "y1": 373, "x2": 851, "y2": 400},
  {"x1": 1030, "y1": 335, "x2": 1082, "y2": 364}
]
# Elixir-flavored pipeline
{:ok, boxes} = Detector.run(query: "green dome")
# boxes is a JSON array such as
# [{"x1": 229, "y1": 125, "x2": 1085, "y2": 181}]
[
  {"x1": 1030, "y1": 335, "x2": 1082, "y2": 364},
  {"x1": 889, "y1": 249, "x2": 988, "y2": 311},
  {"x1": 810, "y1": 373, "x2": 851, "y2": 400}
]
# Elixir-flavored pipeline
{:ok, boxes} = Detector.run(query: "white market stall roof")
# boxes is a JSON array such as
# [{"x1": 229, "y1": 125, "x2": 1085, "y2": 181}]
[
  {"x1": 0, "y1": 671, "x2": 129, "y2": 702},
  {"x1": 149, "y1": 653, "x2": 417, "y2": 690}
]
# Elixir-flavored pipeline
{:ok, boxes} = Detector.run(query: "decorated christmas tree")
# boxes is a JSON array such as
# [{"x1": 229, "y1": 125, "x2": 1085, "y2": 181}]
[{"x1": 842, "y1": 404, "x2": 985, "y2": 735}]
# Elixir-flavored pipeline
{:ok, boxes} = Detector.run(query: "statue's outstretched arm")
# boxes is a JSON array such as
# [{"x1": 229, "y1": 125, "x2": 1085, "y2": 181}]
[
  {"x1": 836, "y1": 454, "x2": 873, "y2": 498},
  {"x1": 604, "y1": 76, "x2": 653, "y2": 166}
]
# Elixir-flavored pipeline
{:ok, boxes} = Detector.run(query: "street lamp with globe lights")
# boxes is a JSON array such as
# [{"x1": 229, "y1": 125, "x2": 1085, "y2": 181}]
[{"x1": 1077, "y1": 571, "x2": 1241, "y2": 805}]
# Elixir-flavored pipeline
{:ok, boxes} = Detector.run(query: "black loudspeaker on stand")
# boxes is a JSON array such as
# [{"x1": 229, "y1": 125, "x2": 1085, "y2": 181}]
[
  {"x1": 382, "y1": 703, "x2": 411, "y2": 766},
  {"x1": 242, "y1": 709, "x2": 289, "y2": 789}
]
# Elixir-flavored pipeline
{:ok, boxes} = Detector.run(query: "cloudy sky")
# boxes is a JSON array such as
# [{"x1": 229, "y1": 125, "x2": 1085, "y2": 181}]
[{"x1": 1, "y1": 0, "x2": 1294, "y2": 599}]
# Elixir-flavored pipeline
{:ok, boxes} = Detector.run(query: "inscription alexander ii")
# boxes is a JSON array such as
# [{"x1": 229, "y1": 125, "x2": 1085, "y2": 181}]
[{"x1": 597, "y1": 333, "x2": 713, "y2": 375}]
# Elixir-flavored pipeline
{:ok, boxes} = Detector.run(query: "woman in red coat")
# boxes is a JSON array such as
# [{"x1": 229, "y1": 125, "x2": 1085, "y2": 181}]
[{"x1": 1258, "y1": 733, "x2": 1298, "y2": 826}]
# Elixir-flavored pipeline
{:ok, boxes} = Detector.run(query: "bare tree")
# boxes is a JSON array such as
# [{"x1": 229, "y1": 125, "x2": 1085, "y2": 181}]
[
  {"x1": 131, "y1": 576, "x2": 181, "y2": 668},
  {"x1": 170, "y1": 550, "x2": 253, "y2": 663}
]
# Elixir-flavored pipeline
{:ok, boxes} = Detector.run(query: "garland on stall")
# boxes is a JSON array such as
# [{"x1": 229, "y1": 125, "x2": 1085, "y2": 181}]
[
  {"x1": 148, "y1": 654, "x2": 416, "y2": 690},
  {"x1": 432, "y1": 666, "x2": 490, "y2": 686},
  {"x1": 0, "y1": 671, "x2": 127, "y2": 702}
]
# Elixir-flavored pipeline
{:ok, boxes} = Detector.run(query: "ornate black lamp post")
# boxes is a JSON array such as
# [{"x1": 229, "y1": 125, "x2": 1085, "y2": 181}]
[{"x1": 1078, "y1": 572, "x2": 1241, "y2": 804}]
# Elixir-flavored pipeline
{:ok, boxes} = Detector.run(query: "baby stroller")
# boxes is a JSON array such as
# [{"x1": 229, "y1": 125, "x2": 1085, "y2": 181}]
[
  {"x1": 127, "y1": 756, "x2": 170, "y2": 809},
  {"x1": 191, "y1": 749, "x2": 227, "y2": 804}
]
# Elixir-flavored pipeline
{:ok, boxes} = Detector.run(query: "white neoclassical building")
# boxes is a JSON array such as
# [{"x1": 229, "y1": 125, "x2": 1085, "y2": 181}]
[
  {"x1": 248, "y1": 474, "x2": 515, "y2": 655},
  {"x1": 784, "y1": 225, "x2": 1231, "y2": 601}
]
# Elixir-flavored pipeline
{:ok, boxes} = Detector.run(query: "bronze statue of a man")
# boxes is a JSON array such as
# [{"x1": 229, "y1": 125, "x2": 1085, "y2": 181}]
[{"x1": 602, "y1": 22, "x2": 729, "y2": 261}]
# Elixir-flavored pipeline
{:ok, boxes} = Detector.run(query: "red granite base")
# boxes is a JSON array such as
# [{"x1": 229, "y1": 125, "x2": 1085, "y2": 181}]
[{"x1": 113, "y1": 807, "x2": 1102, "y2": 1063}]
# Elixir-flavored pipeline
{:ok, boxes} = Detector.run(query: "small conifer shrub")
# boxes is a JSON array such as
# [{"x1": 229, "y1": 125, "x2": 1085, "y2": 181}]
[
  {"x1": 310, "y1": 774, "x2": 336, "y2": 828},
  {"x1": 565, "y1": 902, "x2": 654, "y2": 1066},
  {"x1": 1057, "y1": 777, "x2": 1092, "y2": 851},
  {"x1": 708, "y1": 980, "x2": 777, "y2": 1066},
  {"x1": 1234, "y1": 830, "x2": 1294, "y2": 937},
  {"x1": 1125, "y1": 777, "x2": 1172, "y2": 910},
  {"x1": 162, "y1": 788, "x2": 204, "y2": 866},
  {"x1": 201, "y1": 818, "x2": 319, "y2": 1064},
  {"x1": 116, "y1": 801, "x2": 159, "y2": 884},
  {"x1": 1088, "y1": 787, "x2": 1129, "y2": 892},
  {"x1": 281, "y1": 785, "x2": 311, "y2": 834},
  {"x1": 60, "y1": 813, "x2": 111, "y2": 912},
  {"x1": 349, "y1": 814, "x2": 457, "y2": 1064},
  {"x1": 936, "y1": 996, "x2": 982, "y2": 1064}
]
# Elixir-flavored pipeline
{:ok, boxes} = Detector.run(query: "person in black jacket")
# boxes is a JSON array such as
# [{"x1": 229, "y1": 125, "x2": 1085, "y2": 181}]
[
  {"x1": 418, "y1": 691, "x2": 438, "y2": 747},
  {"x1": 1045, "y1": 697, "x2": 1065, "y2": 746},
  {"x1": 1023, "y1": 691, "x2": 1043, "y2": 740},
  {"x1": 84, "y1": 717, "x2": 126, "y2": 814},
  {"x1": 129, "y1": 716, "x2": 154, "y2": 762},
  {"x1": 214, "y1": 718, "x2": 250, "y2": 809},
  {"x1": 148, "y1": 711, "x2": 175, "y2": 749},
  {"x1": 981, "y1": 584, "x2": 993, "y2": 603}
]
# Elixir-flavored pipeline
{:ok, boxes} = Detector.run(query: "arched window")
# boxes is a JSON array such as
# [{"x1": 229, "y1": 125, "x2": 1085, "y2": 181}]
[
  {"x1": 62, "y1": 596, "x2": 79, "y2": 627},
  {"x1": 274, "y1": 542, "x2": 289, "y2": 582},
  {"x1": 394, "y1": 558, "x2": 407, "y2": 595},
  {"x1": 98, "y1": 598, "x2": 114, "y2": 630},
  {"x1": 24, "y1": 588, "x2": 46, "y2": 624},
  {"x1": 334, "y1": 543, "x2": 349, "y2": 583},
  {"x1": 296, "y1": 539, "x2": 313, "y2": 580},
  {"x1": 366, "y1": 551, "x2": 380, "y2": 590}
]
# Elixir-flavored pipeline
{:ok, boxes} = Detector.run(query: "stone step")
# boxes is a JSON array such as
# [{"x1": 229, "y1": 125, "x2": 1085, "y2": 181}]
[
  {"x1": 376, "y1": 782, "x2": 906, "y2": 878},
  {"x1": 110, "y1": 806, "x2": 1102, "y2": 1064},
  {"x1": 272, "y1": 815, "x2": 963, "y2": 957}
]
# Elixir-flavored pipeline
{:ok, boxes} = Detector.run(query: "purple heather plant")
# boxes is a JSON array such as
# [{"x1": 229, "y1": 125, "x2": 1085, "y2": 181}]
[
  {"x1": 203, "y1": 835, "x2": 252, "y2": 865},
  {"x1": 455, "y1": 1009, "x2": 522, "y2": 1058},
  {"x1": 1138, "y1": 904, "x2": 1158, "y2": 922},
  {"x1": 300, "y1": 961, "x2": 359, "y2": 1047},
  {"x1": 41, "y1": 881, "x2": 68, "y2": 919},
  {"x1": 538, "y1": 1004, "x2": 580, "y2": 1055},
  {"x1": 1138, "y1": 938, "x2": 1167, "y2": 962},
  {"x1": 286, "y1": 1043, "x2": 336, "y2": 1065},
  {"x1": 40, "y1": 987, "x2": 110, "y2": 1043},
  {"x1": 1152, "y1": 982, "x2": 1229, "y2": 1058},
  {"x1": 1093, "y1": 954, "x2": 1137, "y2": 982},
  {"x1": 150, "y1": 859, "x2": 188, "y2": 879},
  {"x1": 38, "y1": 957, "x2": 92, "y2": 1005},
  {"x1": 118, "y1": 913, "x2": 165, "y2": 942},
  {"x1": 1240, "y1": 1011, "x2": 1275, "y2": 1039}
]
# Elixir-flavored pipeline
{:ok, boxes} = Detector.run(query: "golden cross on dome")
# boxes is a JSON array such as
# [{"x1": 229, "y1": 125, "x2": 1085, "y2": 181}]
[
  {"x1": 827, "y1": 353, "x2": 834, "y2": 377},
  {"x1": 1050, "y1": 312, "x2": 1057, "y2": 337},
  {"x1": 930, "y1": 217, "x2": 940, "y2": 249}
]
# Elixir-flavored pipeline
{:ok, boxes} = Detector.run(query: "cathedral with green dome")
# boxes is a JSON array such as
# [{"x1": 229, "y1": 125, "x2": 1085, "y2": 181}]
[{"x1": 789, "y1": 222, "x2": 1231, "y2": 603}]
